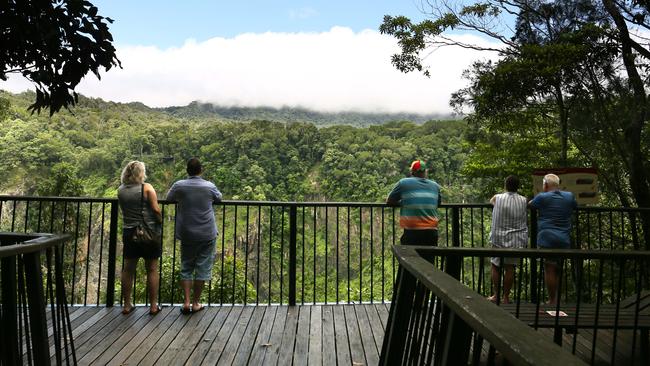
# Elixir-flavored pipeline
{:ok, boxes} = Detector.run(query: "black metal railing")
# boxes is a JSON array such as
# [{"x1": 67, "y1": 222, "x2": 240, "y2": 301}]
[
  {"x1": 379, "y1": 245, "x2": 587, "y2": 366},
  {"x1": 0, "y1": 232, "x2": 74, "y2": 366},
  {"x1": 383, "y1": 246, "x2": 650, "y2": 365},
  {"x1": 0, "y1": 195, "x2": 647, "y2": 307}
]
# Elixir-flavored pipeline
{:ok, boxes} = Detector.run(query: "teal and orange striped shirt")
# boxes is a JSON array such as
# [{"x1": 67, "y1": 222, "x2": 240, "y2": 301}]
[{"x1": 387, "y1": 177, "x2": 441, "y2": 230}]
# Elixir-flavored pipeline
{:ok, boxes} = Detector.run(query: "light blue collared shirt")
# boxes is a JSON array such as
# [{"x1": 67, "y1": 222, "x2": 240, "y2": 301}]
[
  {"x1": 530, "y1": 190, "x2": 577, "y2": 248},
  {"x1": 166, "y1": 176, "x2": 222, "y2": 242}
]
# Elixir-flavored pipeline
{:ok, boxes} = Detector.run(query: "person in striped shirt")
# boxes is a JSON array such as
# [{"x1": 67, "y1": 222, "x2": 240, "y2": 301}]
[
  {"x1": 386, "y1": 160, "x2": 442, "y2": 246},
  {"x1": 488, "y1": 175, "x2": 528, "y2": 304}
]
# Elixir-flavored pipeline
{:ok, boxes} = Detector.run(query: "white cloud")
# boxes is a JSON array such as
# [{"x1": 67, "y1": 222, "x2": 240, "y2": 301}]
[{"x1": 2, "y1": 27, "x2": 501, "y2": 115}]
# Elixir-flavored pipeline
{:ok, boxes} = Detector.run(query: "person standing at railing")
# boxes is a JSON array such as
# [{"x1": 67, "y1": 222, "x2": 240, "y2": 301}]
[
  {"x1": 166, "y1": 157, "x2": 222, "y2": 314},
  {"x1": 529, "y1": 173, "x2": 577, "y2": 305},
  {"x1": 488, "y1": 175, "x2": 528, "y2": 304},
  {"x1": 117, "y1": 161, "x2": 163, "y2": 315},
  {"x1": 386, "y1": 160, "x2": 441, "y2": 245}
]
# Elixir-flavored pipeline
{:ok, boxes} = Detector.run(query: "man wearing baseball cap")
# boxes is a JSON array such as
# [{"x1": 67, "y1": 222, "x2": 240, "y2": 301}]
[{"x1": 386, "y1": 160, "x2": 442, "y2": 245}]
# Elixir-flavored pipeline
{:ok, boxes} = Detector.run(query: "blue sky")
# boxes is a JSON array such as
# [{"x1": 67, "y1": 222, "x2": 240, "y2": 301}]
[
  {"x1": 5, "y1": 0, "x2": 500, "y2": 114},
  {"x1": 93, "y1": 0, "x2": 427, "y2": 47}
]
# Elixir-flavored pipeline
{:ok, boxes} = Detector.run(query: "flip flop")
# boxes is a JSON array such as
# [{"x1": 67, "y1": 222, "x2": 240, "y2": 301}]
[
  {"x1": 121, "y1": 306, "x2": 135, "y2": 315},
  {"x1": 192, "y1": 304, "x2": 205, "y2": 313},
  {"x1": 149, "y1": 305, "x2": 162, "y2": 315},
  {"x1": 180, "y1": 306, "x2": 191, "y2": 315}
]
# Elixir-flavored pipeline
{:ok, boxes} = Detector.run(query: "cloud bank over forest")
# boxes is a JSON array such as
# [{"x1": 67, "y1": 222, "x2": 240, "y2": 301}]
[{"x1": 3, "y1": 27, "x2": 500, "y2": 114}]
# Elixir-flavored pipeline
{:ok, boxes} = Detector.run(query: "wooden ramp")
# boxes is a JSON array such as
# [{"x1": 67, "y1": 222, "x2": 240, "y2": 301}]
[
  {"x1": 52, "y1": 304, "x2": 390, "y2": 366},
  {"x1": 478, "y1": 326, "x2": 647, "y2": 366}
]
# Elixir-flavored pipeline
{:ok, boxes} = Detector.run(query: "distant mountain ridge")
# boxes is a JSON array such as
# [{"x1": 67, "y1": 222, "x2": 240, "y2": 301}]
[
  {"x1": 159, "y1": 101, "x2": 452, "y2": 126},
  {"x1": 1, "y1": 90, "x2": 452, "y2": 126}
]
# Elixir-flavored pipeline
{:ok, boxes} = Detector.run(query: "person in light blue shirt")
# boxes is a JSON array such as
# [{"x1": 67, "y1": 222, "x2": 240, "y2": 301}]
[
  {"x1": 167, "y1": 157, "x2": 222, "y2": 314},
  {"x1": 529, "y1": 173, "x2": 577, "y2": 305}
]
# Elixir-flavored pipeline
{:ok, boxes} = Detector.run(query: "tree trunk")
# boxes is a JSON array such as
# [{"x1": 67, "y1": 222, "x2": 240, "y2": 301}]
[
  {"x1": 602, "y1": 0, "x2": 650, "y2": 252},
  {"x1": 553, "y1": 82, "x2": 568, "y2": 167}
]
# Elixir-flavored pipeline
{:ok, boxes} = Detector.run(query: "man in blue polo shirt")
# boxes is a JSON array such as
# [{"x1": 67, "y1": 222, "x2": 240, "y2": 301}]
[
  {"x1": 529, "y1": 173, "x2": 577, "y2": 305},
  {"x1": 167, "y1": 157, "x2": 222, "y2": 314}
]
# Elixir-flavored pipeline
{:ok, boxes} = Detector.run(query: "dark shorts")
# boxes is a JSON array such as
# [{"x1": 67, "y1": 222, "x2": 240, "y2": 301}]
[
  {"x1": 122, "y1": 227, "x2": 162, "y2": 259},
  {"x1": 400, "y1": 229, "x2": 438, "y2": 246}
]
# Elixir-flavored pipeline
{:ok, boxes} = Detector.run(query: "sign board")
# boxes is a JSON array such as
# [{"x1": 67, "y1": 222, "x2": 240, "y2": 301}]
[{"x1": 532, "y1": 168, "x2": 599, "y2": 205}]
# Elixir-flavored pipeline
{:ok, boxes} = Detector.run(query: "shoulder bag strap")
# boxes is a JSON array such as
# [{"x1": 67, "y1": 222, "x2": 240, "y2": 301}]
[{"x1": 140, "y1": 183, "x2": 147, "y2": 224}]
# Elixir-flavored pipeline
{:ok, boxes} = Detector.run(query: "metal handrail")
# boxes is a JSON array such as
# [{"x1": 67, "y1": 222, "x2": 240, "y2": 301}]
[
  {"x1": 0, "y1": 232, "x2": 69, "y2": 257},
  {"x1": 1, "y1": 232, "x2": 76, "y2": 365},
  {"x1": 3, "y1": 195, "x2": 650, "y2": 211},
  {"x1": 1, "y1": 195, "x2": 648, "y2": 308}
]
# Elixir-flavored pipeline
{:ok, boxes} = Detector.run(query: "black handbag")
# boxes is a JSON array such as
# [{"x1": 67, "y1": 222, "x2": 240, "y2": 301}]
[{"x1": 131, "y1": 184, "x2": 161, "y2": 247}]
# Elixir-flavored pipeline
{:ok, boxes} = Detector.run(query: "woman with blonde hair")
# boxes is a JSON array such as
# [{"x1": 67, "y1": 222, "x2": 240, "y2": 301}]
[{"x1": 117, "y1": 161, "x2": 162, "y2": 315}]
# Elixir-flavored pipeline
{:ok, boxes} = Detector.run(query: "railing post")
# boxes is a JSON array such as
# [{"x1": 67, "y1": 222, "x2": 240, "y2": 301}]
[
  {"x1": 24, "y1": 250, "x2": 51, "y2": 366},
  {"x1": 440, "y1": 312, "x2": 472, "y2": 366},
  {"x1": 437, "y1": 207, "x2": 465, "y2": 365},
  {"x1": 452, "y1": 206, "x2": 461, "y2": 249},
  {"x1": 289, "y1": 204, "x2": 297, "y2": 306},
  {"x1": 379, "y1": 265, "x2": 416, "y2": 365},
  {"x1": 0, "y1": 241, "x2": 19, "y2": 365},
  {"x1": 106, "y1": 199, "x2": 119, "y2": 307},
  {"x1": 530, "y1": 208, "x2": 538, "y2": 303},
  {"x1": 447, "y1": 207, "x2": 462, "y2": 279}
]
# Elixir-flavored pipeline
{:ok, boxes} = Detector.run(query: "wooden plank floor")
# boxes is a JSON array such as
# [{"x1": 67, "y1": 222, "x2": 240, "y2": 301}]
[
  {"x1": 46, "y1": 303, "x2": 644, "y2": 365},
  {"x1": 55, "y1": 304, "x2": 390, "y2": 366}
]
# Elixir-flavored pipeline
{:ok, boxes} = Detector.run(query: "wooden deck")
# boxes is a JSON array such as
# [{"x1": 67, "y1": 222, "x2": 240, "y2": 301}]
[
  {"x1": 52, "y1": 304, "x2": 389, "y2": 366},
  {"x1": 43, "y1": 303, "x2": 646, "y2": 365}
]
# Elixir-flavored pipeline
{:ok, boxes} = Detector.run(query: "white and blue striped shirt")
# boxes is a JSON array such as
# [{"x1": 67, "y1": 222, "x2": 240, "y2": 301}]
[{"x1": 490, "y1": 192, "x2": 528, "y2": 249}]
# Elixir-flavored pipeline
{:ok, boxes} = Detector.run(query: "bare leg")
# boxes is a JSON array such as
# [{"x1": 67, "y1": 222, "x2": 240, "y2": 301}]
[
  {"x1": 121, "y1": 258, "x2": 138, "y2": 313},
  {"x1": 502, "y1": 265, "x2": 515, "y2": 304},
  {"x1": 488, "y1": 263, "x2": 501, "y2": 303},
  {"x1": 192, "y1": 280, "x2": 205, "y2": 311},
  {"x1": 181, "y1": 280, "x2": 192, "y2": 311},
  {"x1": 545, "y1": 262, "x2": 560, "y2": 305},
  {"x1": 144, "y1": 258, "x2": 160, "y2": 312}
]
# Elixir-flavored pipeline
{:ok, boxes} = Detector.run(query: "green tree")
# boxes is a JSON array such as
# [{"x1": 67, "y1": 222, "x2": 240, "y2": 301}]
[
  {"x1": 380, "y1": 0, "x2": 650, "y2": 246},
  {"x1": 1, "y1": 0, "x2": 120, "y2": 114}
]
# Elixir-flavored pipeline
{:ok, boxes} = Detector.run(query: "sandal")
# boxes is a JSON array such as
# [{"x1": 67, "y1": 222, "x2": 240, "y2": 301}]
[
  {"x1": 122, "y1": 306, "x2": 135, "y2": 315},
  {"x1": 192, "y1": 304, "x2": 205, "y2": 313},
  {"x1": 180, "y1": 306, "x2": 191, "y2": 315},
  {"x1": 149, "y1": 305, "x2": 162, "y2": 315}
]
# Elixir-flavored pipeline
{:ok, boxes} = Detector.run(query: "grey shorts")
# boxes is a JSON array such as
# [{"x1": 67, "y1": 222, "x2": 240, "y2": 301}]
[{"x1": 180, "y1": 238, "x2": 216, "y2": 281}]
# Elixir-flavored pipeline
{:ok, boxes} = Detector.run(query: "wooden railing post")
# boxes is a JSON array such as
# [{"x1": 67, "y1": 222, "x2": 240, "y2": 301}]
[
  {"x1": 289, "y1": 204, "x2": 297, "y2": 306},
  {"x1": 24, "y1": 251, "x2": 51, "y2": 366},
  {"x1": 530, "y1": 208, "x2": 538, "y2": 303},
  {"x1": 438, "y1": 207, "x2": 467, "y2": 364},
  {"x1": 440, "y1": 312, "x2": 472, "y2": 366},
  {"x1": 0, "y1": 241, "x2": 19, "y2": 365},
  {"x1": 106, "y1": 199, "x2": 119, "y2": 307},
  {"x1": 448, "y1": 207, "x2": 462, "y2": 279},
  {"x1": 451, "y1": 206, "x2": 461, "y2": 249},
  {"x1": 379, "y1": 265, "x2": 416, "y2": 365}
]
